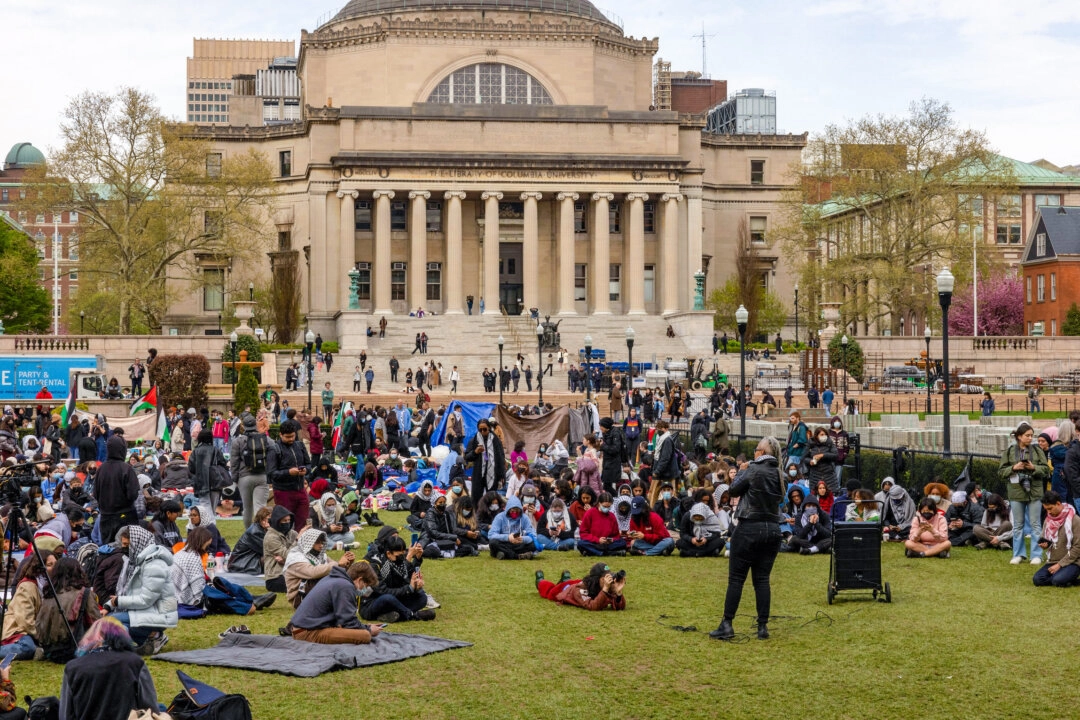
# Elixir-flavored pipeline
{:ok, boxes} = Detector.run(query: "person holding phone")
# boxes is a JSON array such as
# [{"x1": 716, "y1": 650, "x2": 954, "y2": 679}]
[
  {"x1": 290, "y1": 561, "x2": 382, "y2": 645},
  {"x1": 362, "y1": 536, "x2": 436, "y2": 623},
  {"x1": 268, "y1": 419, "x2": 313, "y2": 531},
  {"x1": 998, "y1": 422, "x2": 1051, "y2": 565},
  {"x1": 1033, "y1": 491, "x2": 1080, "y2": 587}
]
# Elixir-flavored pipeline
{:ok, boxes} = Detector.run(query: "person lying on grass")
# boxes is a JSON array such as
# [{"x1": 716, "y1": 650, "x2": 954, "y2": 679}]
[
  {"x1": 534, "y1": 562, "x2": 626, "y2": 611},
  {"x1": 905, "y1": 498, "x2": 951, "y2": 558},
  {"x1": 290, "y1": 560, "x2": 383, "y2": 645},
  {"x1": 1033, "y1": 491, "x2": 1080, "y2": 588}
]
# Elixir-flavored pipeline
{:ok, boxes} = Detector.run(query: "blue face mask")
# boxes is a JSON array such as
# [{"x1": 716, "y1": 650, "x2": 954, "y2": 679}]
[
  {"x1": 662, "y1": 492, "x2": 672, "y2": 501},
  {"x1": 599, "y1": 506, "x2": 611, "y2": 514},
  {"x1": 359, "y1": 585, "x2": 373, "y2": 597}
]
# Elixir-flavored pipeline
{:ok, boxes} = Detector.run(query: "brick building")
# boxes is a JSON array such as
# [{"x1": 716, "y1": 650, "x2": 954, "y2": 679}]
[{"x1": 1021, "y1": 206, "x2": 1080, "y2": 336}]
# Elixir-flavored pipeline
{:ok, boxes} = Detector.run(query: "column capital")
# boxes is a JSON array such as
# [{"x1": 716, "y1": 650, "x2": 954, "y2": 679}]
[
  {"x1": 556, "y1": 192, "x2": 580, "y2": 202},
  {"x1": 661, "y1": 193, "x2": 684, "y2": 203},
  {"x1": 626, "y1": 192, "x2": 650, "y2": 202},
  {"x1": 336, "y1": 189, "x2": 358, "y2": 200},
  {"x1": 591, "y1": 192, "x2": 615, "y2": 203},
  {"x1": 520, "y1": 191, "x2": 544, "y2": 202},
  {"x1": 372, "y1": 190, "x2": 395, "y2": 200},
  {"x1": 481, "y1": 191, "x2": 504, "y2": 201},
  {"x1": 408, "y1": 190, "x2": 431, "y2": 201},
  {"x1": 444, "y1": 190, "x2": 467, "y2": 201}
]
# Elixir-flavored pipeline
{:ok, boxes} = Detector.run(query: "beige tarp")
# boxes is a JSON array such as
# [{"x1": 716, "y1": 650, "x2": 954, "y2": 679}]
[{"x1": 493, "y1": 406, "x2": 569, "y2": 458}]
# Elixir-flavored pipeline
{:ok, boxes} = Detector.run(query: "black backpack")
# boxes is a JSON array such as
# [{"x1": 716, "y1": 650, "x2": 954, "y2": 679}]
[
  {"x1": 168, "y1": 671, "x2": 252, "y2": 720},
  {"x1": 25, "y1": 696, "x2": 59, "y2": 720},
  {"x1": 241, "y1": 432, "x2": 268, "y2": 473}
]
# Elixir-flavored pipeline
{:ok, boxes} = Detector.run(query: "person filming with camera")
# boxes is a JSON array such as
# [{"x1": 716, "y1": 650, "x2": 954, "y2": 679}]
[
  {"x1": 532, "y1": 562, "x2": 626, "y2": 611},
  {"x1": 998, "y1": 422, "x2": 1050, "y2": 565}
]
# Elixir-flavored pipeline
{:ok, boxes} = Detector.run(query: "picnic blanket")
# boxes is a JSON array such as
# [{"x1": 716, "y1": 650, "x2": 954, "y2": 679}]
[
  {"x1": 213, "y1": 572, "x2": 267, "y2": 588},
  {"x1": 155, "y1": 632, "x2": 472, "y2": 677}
]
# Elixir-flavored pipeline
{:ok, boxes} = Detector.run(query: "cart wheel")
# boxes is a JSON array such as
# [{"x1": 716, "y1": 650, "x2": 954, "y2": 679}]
[
  {"x1": 827, "y1": 585, "x2": 835, "y2": 605},
  {"x1": 883, "y1": 582, "x2": 892, "y2": 603}
]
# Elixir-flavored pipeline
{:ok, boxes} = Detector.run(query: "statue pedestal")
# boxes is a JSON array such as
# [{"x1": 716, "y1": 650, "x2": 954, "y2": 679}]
[
  {"x1": 233, "y1": 301, "x2": 257, "y2": 336},
  {"x1": 334, "y1": 310, "x2": 370, "y2": 352}
]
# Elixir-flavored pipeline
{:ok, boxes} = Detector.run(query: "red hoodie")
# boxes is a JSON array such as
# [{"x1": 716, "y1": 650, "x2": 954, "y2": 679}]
[
  {"x1": 579, "y1": 506, "x2": 620, "y2": 543},
  {"x1": 629, "y1": 512, "x2": 671, "y2": 544}
]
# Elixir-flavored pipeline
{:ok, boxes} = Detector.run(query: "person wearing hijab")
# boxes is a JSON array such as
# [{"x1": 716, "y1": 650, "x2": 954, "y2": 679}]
[
  {"x1": 408, "y1": 480, "x2": 437, "y2": 530},
  {"x1": 186, "y1": 507, "x2": 229, "y2": 557},
  {"x1": 283, "y1": 528, "x2": 354, "y2": 609},
  {"x1": 783, "y1": 499, "x2": 833, "y2": 554},
  {"x1": 536, "y1": 498, "x2": 577, "y2": 552},
  {"x1": 263, "y1": 506, "x2": 298, "y2": 594},
  {"x1": 613, "y1": 495, "x2": 634, "y2": 537},
  {"x1": 308, "y1": 478, "x2": 331, "y2": 502},
  {"x1": 314, "y1": 494, "x2": 357, "y2": 550},
  {"x1": 107, "y1": 525, "x2": 177, "y2": 653},
  {"x1": 876, "y1": 478, "x2": 917, "y2": 542},
  {"x1": 676, "y1": 502, "x2": 727, "y2": 557}
]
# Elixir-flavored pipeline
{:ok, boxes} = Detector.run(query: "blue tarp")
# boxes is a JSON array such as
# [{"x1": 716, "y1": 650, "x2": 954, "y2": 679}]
[{"x1": 430, "y1": 400, "x2": 496, "y2": 448}]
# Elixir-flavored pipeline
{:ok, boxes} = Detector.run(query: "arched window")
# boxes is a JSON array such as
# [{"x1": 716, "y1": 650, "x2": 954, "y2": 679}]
[{"x1": 428, "y1": 63, "x2": 553, "y2": 105}]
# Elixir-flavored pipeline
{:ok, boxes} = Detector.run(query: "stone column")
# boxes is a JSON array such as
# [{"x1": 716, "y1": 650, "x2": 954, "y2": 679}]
[
  {"x1": 408, "y1": 191, "x2": 430, "y2": 312},
  {"x1": 520, "y1": 192, "x2": 543, "y2": 313},
  {"x1": 443, "y1": 191, "x2": 466, "y2": 314},
  {"x1": 481, "y1": 191, "x2": 503, "y2": 315},
  {"x1": 591, "y1": 193, "x2": 613, "y2": 315},
  {"x1": 337, "y1": 190, "x2": 358, "y2": 310},
  {"x1": 556, "y1": 192, "x2": 579, "y2": 315},
  {"x1": 308, "y1": 191, "x2": 327, "y2": 314},
  {"x1": 661, "y1": 193, "x2": 683, "y2": 315},
  {"x1": 686, "y1": 192, "x2": 703, "y2": 311},
  {"x1": 325, "y1": 191, "x2": 341, "y2": 309},
  {"x1": 625, "y1": 192, "x2": 649, "y2": 315},
  {"x1": 372, "y1": 190, "x2": 395, "y2": 315}
]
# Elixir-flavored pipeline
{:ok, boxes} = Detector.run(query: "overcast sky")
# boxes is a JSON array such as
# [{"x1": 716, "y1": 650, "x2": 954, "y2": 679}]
[{"x1": 4, "y1": 0, "x2": 1079, "y2": 165}]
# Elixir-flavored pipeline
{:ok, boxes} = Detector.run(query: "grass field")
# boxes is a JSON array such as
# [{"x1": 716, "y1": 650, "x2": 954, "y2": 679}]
[{"x1": 11, "y1": 513, "x2": 1078, "y2": 719}]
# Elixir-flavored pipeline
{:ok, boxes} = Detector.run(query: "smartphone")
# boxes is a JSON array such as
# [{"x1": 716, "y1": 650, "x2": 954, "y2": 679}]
[
  {"x1": 0, "y1": 654, "x2": 13, "y2": 671},
  {"x1": 374, "y1": 623, "x2": 388, "y2": 629},
  {"x1": 410, "y1": 533, "x2": 419, "y2": 546}
]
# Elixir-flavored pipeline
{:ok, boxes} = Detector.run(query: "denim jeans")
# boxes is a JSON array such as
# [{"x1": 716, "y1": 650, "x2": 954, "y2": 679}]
[
  {"x1": 577, "y1": 538, "x2": 628, "y2": 556},
  {"x1": 1011, "y1": 499, "x2": 1043, "y2": 560},
  {"x1": 723, "y1": 519, "x2": 781, "y2": 623},
  {"x1": 110, "y1": 611, "x2": 161, "y2": 646},
  {"x1": 1033, "y1": 562, "x2": 1080, "y2": 587},
  {"x1": 359, "y1": 591, "x2": 427, "y2": 621},
  {"x1": 633, "y1": 537, "x2": 674, "y2": 556},
  {"x1": 0, "y1": 634, "x2": 36, "y2": 661},
  {"x1": 535, "y1": 536, "x2": 576, "y2": 551}
]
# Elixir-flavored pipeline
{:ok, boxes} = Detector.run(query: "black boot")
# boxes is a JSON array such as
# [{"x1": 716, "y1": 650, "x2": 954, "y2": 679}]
[
  {"x1": 367, "y1": 512, "x2": 385, "y2": 527},
  {"x1": 757, "y1": 622, "x2": 769, "y2": 640},
  {"x1": 709, "y1": 619, "x2": 735, "y2": 641}
]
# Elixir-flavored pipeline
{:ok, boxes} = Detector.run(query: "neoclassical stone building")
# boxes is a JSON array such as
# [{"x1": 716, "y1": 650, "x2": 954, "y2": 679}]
[{"x1": 170, "y1": 0, "x2": 806, "y2": 343}]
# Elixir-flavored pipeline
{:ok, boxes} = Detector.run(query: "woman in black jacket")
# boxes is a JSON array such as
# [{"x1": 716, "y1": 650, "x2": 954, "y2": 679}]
[
  {"x1": 465, "y1": 420, "x2": 506, "y2": 506},
  {"x1": 803, "y1": 428, "x2": 839, "y2": 494},
  {"x1": 59, "y1": 617, "x2": 158, "y2": 720},
  {"x1": 228, "y1": 507, "x2": 271, "y2": 575},
  {"x1": 712, "y1": 436, "x2": 784, "y2": 642}
]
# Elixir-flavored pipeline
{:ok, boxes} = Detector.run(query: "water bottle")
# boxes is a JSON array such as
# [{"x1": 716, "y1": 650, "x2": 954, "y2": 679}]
[{"x1": 215, "y1": 552, "x2": 225, "y2": 574}]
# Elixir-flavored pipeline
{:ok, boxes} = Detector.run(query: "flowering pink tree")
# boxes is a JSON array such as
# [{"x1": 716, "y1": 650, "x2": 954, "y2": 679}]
[{"x1": 948, "y1": 272, "x2": 1024, "y2": 336}]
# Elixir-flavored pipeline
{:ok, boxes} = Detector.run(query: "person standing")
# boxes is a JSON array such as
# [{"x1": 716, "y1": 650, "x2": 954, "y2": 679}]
[
  {"x1": 999, "y1": 422, "x2": 1050, "y2": 564},
  {"x1": 230, "y1": 413, "x2": 270, "y2": 527},
  {"x1": 981, "y1": 391, "x2": 996, "y2": 416},
  {"x1": 421, "y1": 332, "x2": 428, "y2": 355},
  {"x1": 379, "y1": 316, "x2": 387, "y2": 338},
  {"x1": 712, "y1": 436, "x2": 784, "y2": 642},
  {"x1": 353, "y1": 366, "x2": 362, "y2": 393},
  {"x1": 359, "y1": 350, "x2": 368, "y2": 371},
  {"x1": 450, "y1": 366, "x2": 460, "y2": 394},
  {"x1": 821, "y1": 386, "x2": 834, "y2": 415},
  {"x1": 524, "y1": 365, "x2": 533, "y2": 392},
  {"x1": 267, "y1": 419, "x2": 312, "y2": 531},
  {"x1": 720, "y1": 332, "x2": 728, "y2": 354},
  {"x1": 466, "y1": 420, "x2": 505, "y2": 507},
  {"x1": 479, "y1": 296, "x2": 485, "y2": 315},
  {"x1": 467, "y1": 296, "x2": 474, "y2": 315},
  {"x1": 314, "y1": 333, "x2": 323, "y2": 356},
  {"x1": 321, "y1": 382, "x2": 334, "y2": 422},
  {"x1": 411, "y1": 333, "x2": 422, "y2": 355},
  {"x1": 389, "y1": 356, "x2": 399, "y2": 383},
  {"x1": 128, "y1": 359, "x2": 145, "y2": 397},
  {"x1": 365, "y1": 367, "x2": 375, "y2": 393},
  {"x1": 93, "y1": 436, "x2": 141, "y2": 544},
  {"x1": 285, "y1": 363, "x2": 297, "y2": 391}
]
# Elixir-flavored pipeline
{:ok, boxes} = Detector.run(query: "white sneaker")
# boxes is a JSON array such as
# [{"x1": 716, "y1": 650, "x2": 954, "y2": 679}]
[
  {"x1": 1010, "y1": 556, "x2": 1024, "y2": 565},
  {"x1": 1031, "y1": 556, "x2": 1043, "y2": 565},
  {"x1": 425, "y1": 594, "x2": 441, "y2": 609}
]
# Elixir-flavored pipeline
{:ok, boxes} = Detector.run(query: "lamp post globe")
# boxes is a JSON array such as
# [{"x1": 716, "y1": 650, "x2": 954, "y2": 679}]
[
  {"x1": 735, "y1": 305, "x2": 749, "y2": 440},
  {"x1": 936, "y1": 268, "x2": 954, "y2": 456}
]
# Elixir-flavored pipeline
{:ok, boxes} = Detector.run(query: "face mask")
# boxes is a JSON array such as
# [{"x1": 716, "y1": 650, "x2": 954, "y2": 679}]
[
  {"x1": 550, "y1": 511, "x2": 564, "y2": 521},
  {"x1": 462, "y1": 510, "x2": 472, "y2": 517},
  {"x1": 278, "y1": 521, "x2": 293, "y2": 533},
  {"x1": 599, "y1": 506, "x2": 611, "y2": 514},
  {"x1": 490, "y1": 503, "x2": 500, "y2": 512},
  {"x1": 451, "y1": 486, "x2": 462, "y2": 495},
  {"x1": 921, "y1": 511, "x2": 935, "y2": 520},
  {"x1": 832, "y1": 422, "x2": 841, "y2": 429},
  {"x1": 817, "y1": 435, "x2": 827, "y2": 442},
  {"x1": 359, "y1": 585, "x2": 373, "y2": 597},
  {"x1": 390, "y1": 453, "x2": 398, "y2": 458},
  {"x1": 788, "y1": 469, "x2": 798, "y2": 477},
  {"x1": 928, "y1": 494, "x2": 941, "y2": 503},
  {"x1": 662, "y1": 492, "x2": 672, "y2": 501},
  {"x1": 524, "y1": 497, "x2": 536, "y2": 505},
  {"x1": 508, "y1": 510, "x2": 521, "y2": 520},
  {"x1": 435, "y1": 503, "x2": 446, "y2": 513}
]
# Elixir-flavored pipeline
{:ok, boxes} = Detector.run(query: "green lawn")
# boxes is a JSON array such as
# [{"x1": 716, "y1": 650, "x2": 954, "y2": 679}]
[{"x1": 12, "y1": 514, "x2": 1078, "y2": 719}]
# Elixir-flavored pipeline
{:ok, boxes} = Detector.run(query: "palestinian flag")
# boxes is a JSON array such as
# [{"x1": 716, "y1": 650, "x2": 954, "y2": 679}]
[
  {"x1": 60, "y1": 388, "x2": 76, "y2": 429},
  {"x1": 157, "y1": 407, "x2": 172, "y2": 445},
  {"x1": 331, "y1": 401, "x2": 352, "y2": 450},
  {"x1": 129, "y1": 386, "x2": 158, "y2": 416}
]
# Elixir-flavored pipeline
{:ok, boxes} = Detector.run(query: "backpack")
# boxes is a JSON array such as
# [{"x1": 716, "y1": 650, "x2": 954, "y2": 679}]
[
  {"x1": 25, "y1": 696, "x2": 59, "y2": 720},
  {"x1": 241, "y1": 432, "x2": 268, "y2": 473},
  {"x1": 76, "y1": 542, "x2": 99, "y2": 585},
  {"x1": 168, "y1": 671, "x2": 252, "y2": 720},
  {"x1": 39, "y1": 587, "x2": 96, "y2": 664}
]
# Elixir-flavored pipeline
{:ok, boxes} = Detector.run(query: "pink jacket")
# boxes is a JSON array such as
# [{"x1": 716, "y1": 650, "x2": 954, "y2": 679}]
[
  {"x1": 909, "y1": 513, "x2": 948, "y2": 545},
  {"x1": 212, "y1": 419, "x2": 229, "y2": 440}
]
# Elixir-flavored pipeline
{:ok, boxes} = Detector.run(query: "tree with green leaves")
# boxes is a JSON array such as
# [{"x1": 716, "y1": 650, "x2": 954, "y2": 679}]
[
  {"x1": 708, "y1": 218, "x2": 788, "y2": 340},
  {"x1": 828, "y1": 334, "x2": 865, "y2": 383},
  {"x1": 0, "y1": 219, "x2": 51, "y2": 333},
  {"x1": 234, "y1": 364, "x2": 260, "y2": 414},
  {"x1": 21, "y1": 87, "x2": 276, "y2": 334},
  {"x1": 1063, "y1": 303, "x2": 1080, "y2": 336}
]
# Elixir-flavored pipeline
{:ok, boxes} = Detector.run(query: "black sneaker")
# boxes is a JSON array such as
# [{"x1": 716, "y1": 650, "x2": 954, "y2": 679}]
[
  {"x1": 518, "y1": 552, "x2": 534, "y2": 561},
  {"x1": 534, "y1": 570, "x2": 545, "y2": 588},
  {"x1": 253, "y1": 593, "x2": 277, "y2": 611},
  {"x1": 415, "y1": 609, "x2": 436, "y2": 621},
  {"x1": 495, "y1": 551, "x2": 507, "y2": 560},
  {"x1": 709, "y1": 620, "x2": 735, "y2": 641},
  {"x1": 559, "y1": 570, "x2": 572, "y2": 583},
  {"x1": 376, "y1": 611, "x2": 401, "y2": 624}
]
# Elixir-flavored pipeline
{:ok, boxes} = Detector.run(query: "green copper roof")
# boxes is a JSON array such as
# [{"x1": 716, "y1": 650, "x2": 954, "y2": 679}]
[
  {"x1": 1000, "y1": 155, "x2": 1080, "y2": 184},
  {"x1": 4, "y1": 142, "x2": 45, "y2": 169}
]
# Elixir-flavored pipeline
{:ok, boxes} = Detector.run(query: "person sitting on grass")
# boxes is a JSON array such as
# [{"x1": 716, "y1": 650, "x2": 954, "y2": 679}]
[
  {"x1": 186, "y1": 507, "x2": 229, "y2": 557},
  {"x1": 290, "y1": 561, "x2": 383, "y2": 645},
  {"x1": 945, "y1": 490, "x2": 982, "y2": 547},
  {"x1": 876, "y1": 478, "x2": 916, "y2": 542},
  {"x1": 780, "y1": 485, "x2": 806, "y2": 542},
  {"x1": 150, "y1": 500, "x2": 183, "y2": 550},
  {"x1": 536, "y1": 498, "x2": 577, "y2": 552},
  {"x1": 845, "y1": 489, "x2": 881, "y2": 523},
  {"x1": 407, "y1": 480, "x2": 437, "y2": 531},
  {"x1": 228, "y1": 507, "x2": 271, "y2": 575},
  {"x1": 171, "y1": 526, "x2": 277, "y2": 619},
  {"x1": 783, "y1": 499, "x2": 832, "y2": 555},
  {"x1": 421, "y1": 494, "x2": 467, "y2": 558},
  {"x1": 36, "y1": 557, "x2": 102, "y2": 664},
  {"x1": 973, "y1": 494, "x2": 1012, "y2": 550},
  {"x1": 833, "y1": 478, "x2": 862, "y2": 525},
  {"x1": 262, "y1": 506, "x2": 296, "y2": 594},
  {"x1": 577, "y1": 492, "x2": 628, "y2": 557},
  {"x1": 362, "y1": 536, "x2": 436, "y2": 623},
  {"x1": 1033, "y1": 491, "x2": 1080, "y2": 587},
  {"x1": 0, "y1": 549, "x2": 55, "y2": 662},
  {"x1": 313, "y1": 494, "x2": 358, "y2": 550},
  {"x1": 106, "y1": 525, "x2": 177, "y2": 655},
  {"x1": 922, "y1": 481, "x2": 952, "y2": 514},
  {"x1": 811, "y1": 480, "x2": 834, "y2": 517},
  {"x1": 569, "y1": 486, "x2": 596, "y2": 525},
  {"x1": 453, "y1": 497, "x2": 482, "y2": 555},
  {"x1": 533, "y1": 562, "x2": 626, "y2": 611},
  {"x1": 59, "y1": 617, "x2": 159, "y2": 720},
  {"x1": 488, "y1": 496, "x2": 539, "y2": 560},
  {"x1": 476, "y1": 491, "x2": 505, "y2": 542},
  {"x1": 905, "y1": 498, "x2": 951, "y2": 558},
  {"x1": 284, "y1": 529, "x2": 354, "y2": 609},
  {"x1": 626, "y1": 496, "x2": 674, "y2": 556},
  {"x1": 676, "y1": 501, "x2": 727, "y2": 557},
  {"x1": 654, "y1": 482, "x2": 679, "y2": 530}
]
